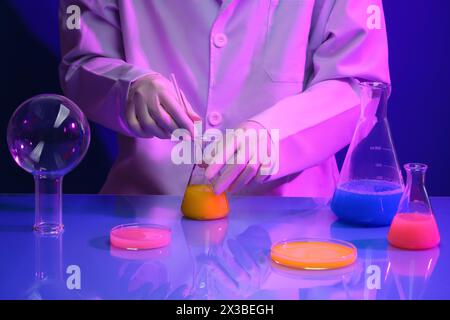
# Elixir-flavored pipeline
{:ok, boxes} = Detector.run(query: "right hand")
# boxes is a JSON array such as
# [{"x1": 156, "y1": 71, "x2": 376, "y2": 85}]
[{"x1": 124, "y1": 73, "x2": 201, "y2": 138}]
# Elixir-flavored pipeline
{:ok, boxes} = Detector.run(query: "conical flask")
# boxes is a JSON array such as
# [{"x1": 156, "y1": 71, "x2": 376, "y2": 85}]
[
  {"x1": 181, "y1": 138, "x2": 229, "y2": 220},
  {"x1": 331, "y1": 82, "x2": 404, "y2": 226},
  {"x1": 388, "y1": 163, "x2": 440, "y2": 250}
]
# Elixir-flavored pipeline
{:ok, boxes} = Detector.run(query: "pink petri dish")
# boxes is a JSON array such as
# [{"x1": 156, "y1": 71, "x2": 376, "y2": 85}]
[{"x1": 110, "y1": 223, "x2": 171, "y2": 250}]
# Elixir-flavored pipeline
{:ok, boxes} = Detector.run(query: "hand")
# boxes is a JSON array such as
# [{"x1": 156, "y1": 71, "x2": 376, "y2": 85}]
[
  {"x1": 204, "y1": 121, "x2": 276, "y2": 194},
  {"x1": 124, "y1": 73, "x2": 201, "y2": 138}
]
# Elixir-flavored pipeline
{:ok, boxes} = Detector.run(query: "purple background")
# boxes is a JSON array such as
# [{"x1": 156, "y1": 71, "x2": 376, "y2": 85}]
[{"x1": 1, "y1": 0, "x2": 450, "y2": 195}]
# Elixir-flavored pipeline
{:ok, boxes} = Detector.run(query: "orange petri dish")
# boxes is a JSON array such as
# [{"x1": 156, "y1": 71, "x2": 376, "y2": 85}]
[
  {"x1": 271, "y1": 239, "x2": 357, "y2": 270},
  {"x1": 181, "y1": 184, "x2": 229, "y2": 220}
]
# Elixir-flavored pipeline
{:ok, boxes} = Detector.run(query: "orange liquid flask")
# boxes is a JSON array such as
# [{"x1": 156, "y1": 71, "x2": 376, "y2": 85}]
[
  {"x1": 181, "y1": 164, "x2": 229, "y2": 220},
  {"x1": 388, "y1": 163, "x2": 440, "y2": 250}
]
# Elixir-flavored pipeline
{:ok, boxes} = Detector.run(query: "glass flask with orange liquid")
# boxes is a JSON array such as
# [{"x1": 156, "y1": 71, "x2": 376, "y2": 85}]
[
  {"x1": 181, "y1": 163, "x2": 229, "y2": 220},
  {"x1": 388, "y1": 163, "x2": 440, "y2": 250}
]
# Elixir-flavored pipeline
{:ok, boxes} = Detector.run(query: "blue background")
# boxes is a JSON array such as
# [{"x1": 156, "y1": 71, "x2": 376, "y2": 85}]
[{"x1": 1, "y1": 0, "x2": 449, "y2": 195}]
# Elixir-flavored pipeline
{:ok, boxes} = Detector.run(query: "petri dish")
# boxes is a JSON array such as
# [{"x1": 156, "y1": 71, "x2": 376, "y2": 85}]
[
  {"x1": 110, "y1": 246, "x2": 170, "y2": 261},
  {"x1": 271, "y1": 238, "x2": 357, "y2": 270},
  {"x1": 110, "y1": 223, "x2": 171, "y2": 250}
]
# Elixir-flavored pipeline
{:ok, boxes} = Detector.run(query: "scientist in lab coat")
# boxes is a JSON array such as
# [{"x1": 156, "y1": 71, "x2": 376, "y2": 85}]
[{"x1": 59, "y1": 0, "x2": 390, "y2": 197}]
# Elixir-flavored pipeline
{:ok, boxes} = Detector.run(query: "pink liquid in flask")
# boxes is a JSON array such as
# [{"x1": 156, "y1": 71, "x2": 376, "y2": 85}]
[{"x1": 388, "y1": 213, "x2": 440, "y2": 250}]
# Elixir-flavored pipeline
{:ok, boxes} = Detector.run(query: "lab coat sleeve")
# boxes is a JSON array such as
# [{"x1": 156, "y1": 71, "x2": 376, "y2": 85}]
[
  {"x1": 58, "y1": 0, "x2": 154, "y2": 136},
  {"x1": 251, "y1": 0, "x2": 390, "y2": 181}
]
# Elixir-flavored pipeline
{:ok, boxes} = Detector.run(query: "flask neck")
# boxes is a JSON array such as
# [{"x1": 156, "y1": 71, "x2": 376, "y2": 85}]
[
  {"x1": 34, "y1": 175, "x2": 64, "y2": 235},
  {"x1": 406, "y1": 169, "x2": 426, "y2": 189},
  {"x1": 405, "y1": 163, "x2": 428, "y2": 190},
  {"x1": 360, "y1": 82, "x2": 390, "y2": 120},
  {"x1": 401, "y1": 163, "x2": 431, "y2": 214}
]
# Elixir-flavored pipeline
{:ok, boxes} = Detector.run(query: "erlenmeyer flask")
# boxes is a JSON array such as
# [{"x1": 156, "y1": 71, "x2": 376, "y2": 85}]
[
  {"x1": 331, "y1": 82, "x2": 404, "y2": 226},
  {"x1": 181, "y1": 136, "x2": 229, "y2": 220},
  {"x1": 388, "y1": 163, "x2": 440, "y2": 250}
]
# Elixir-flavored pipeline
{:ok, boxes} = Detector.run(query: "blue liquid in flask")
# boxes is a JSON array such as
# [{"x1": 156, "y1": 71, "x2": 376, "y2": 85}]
[{"x1": 331, "y1": 179, "x2": 403, "y2": 227}]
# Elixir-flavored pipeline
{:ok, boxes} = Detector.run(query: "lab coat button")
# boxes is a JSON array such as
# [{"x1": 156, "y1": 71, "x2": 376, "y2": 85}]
[
  {"x1": 213, "y1": 33, "x2": 228, "y2": 48},
  {"x1": 208, "y1": 111, "x2": 223, "y2": 126}
]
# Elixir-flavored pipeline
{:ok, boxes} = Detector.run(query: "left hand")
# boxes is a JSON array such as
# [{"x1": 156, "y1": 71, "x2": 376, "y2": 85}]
[{"x1": 204, "y1": 121, "x2": 275, "y2": 194}]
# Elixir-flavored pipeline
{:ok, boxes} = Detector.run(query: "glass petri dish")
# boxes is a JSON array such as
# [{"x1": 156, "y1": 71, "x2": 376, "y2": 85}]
[
  {"x1": 110, "y1": 223, "x2": 171, "y2": 250},
  {"x1": 110, "y1": 246, "x2": 170, "y2": 260},
  {"x1": 271, "y1": 238, "x2": 357, "y2": 270}
]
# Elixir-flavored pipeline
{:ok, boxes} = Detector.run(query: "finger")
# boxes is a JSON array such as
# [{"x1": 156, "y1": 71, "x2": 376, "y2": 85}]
[
  {"x1": 180, "y1": 91, "x2": 202, "y2": 121},
  {"x1": 134, "y1": 94, "x2": 168, "y2": 138},
  {"x1": 146, "y1": 93, "x2": 179, "y2": 135},
  {"x1": 124, "y1": 98, "x2": 149, "y2": 138},
  {"x1": 228, "y1": 157, "x2": 261, "y2": 193},
  {"x1": 205, "y1": 133, "x2": 238, "y2": 180},
  {"x1": 254, "y1": 164, "x2": 273, "y2": 183},
  {"x1": 212, "y1": 162, "x2": 246, "y2": 195},
  {"x1": 159, "y1": 89, "x2": 196, "y2": 136}
]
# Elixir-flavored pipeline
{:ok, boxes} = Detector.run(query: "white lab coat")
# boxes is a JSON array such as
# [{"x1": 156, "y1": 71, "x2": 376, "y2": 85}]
[{"x1": 59, "y1": 0, "x2": 390, "y2": 197}]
